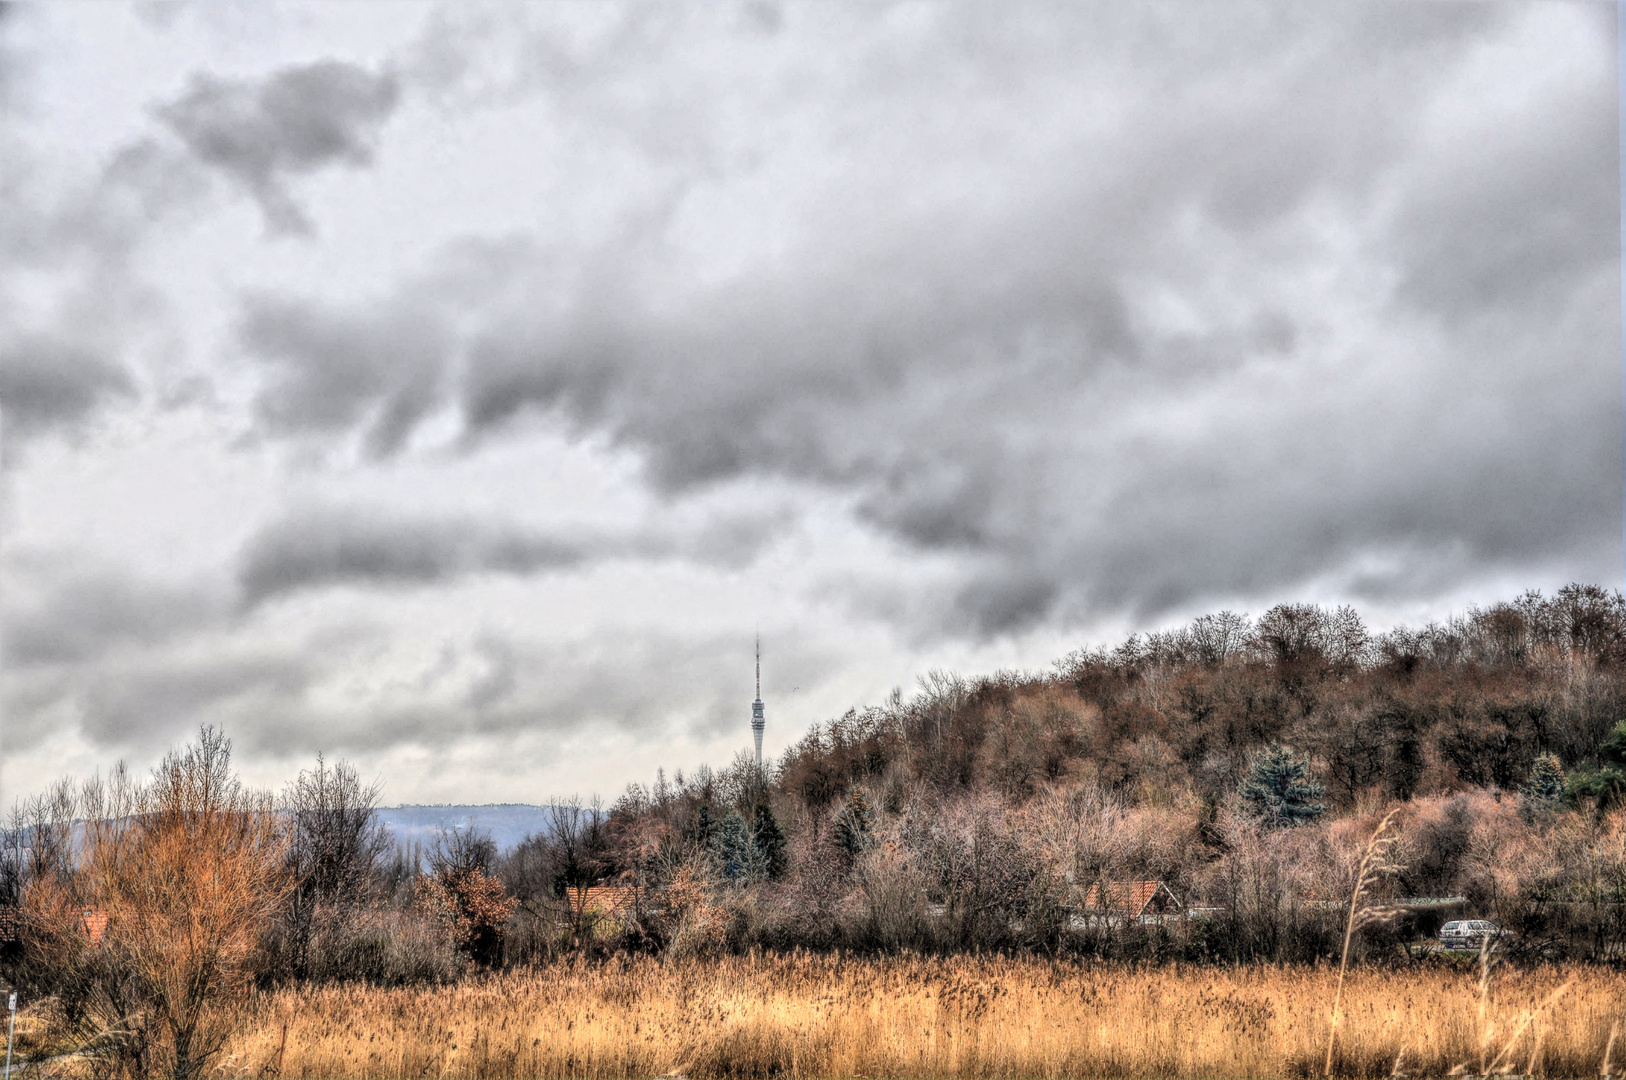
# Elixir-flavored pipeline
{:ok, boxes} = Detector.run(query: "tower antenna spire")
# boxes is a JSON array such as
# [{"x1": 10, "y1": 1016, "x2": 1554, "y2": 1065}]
[{"x1": 751, "y1": 632, "x2": 766, "y2": 769}]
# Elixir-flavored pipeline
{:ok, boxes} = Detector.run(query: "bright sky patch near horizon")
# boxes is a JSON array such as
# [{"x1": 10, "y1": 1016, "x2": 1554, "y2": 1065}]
[{"x1": 0, "y1": 2, "x2": 1618, "y2": 805}]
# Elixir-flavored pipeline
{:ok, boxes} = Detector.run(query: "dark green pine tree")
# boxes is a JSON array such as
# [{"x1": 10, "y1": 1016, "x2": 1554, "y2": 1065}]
[
  {"x1": 1521, "y1": 752, "x2": 1567, "y2": 804},
  {"x1": 1238, "y1": 743, "x2": 1326, "y2": 828},
  {"x1": 752, "y1": 803, "x2": 788, "y2": 880},
  {"x1": 710, "y1": 810, "x2": 765, "y2": 883},
  {"x1": 1566, "y1": 719, "x2": 1626, "y2": 813},
  {"x1": 834, "y1": 785, "x2": 876, "y2": 855},
  {"x1": 691, "y1": 804, "x2": 716, "y2": 851}
]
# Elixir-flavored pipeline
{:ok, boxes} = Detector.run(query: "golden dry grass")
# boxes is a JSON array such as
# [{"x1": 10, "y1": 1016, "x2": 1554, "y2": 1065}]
[{"x1": 212, "y1": 955, "x2": 1626, "y2": 1079}]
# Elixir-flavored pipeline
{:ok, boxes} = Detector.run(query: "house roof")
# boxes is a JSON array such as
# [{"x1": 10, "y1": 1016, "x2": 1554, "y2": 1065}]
[
  {"x1": 565, "y1": 885, "x2": 638, "y2": 916},
  {"x1": 1083, "y1": 880, "x2": 1181, "y2": 917}
]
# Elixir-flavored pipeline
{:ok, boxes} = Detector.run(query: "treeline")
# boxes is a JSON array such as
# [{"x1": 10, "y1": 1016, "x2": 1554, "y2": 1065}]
[
  {"x1": 3, "y1": 586, "x2": 1626, "y2": 1071},
  {"x1": 582, "y1": 584, "x2": 1626, "y2": 960},
  {"x1": 776, "y1": 583, "x2": 1626, "y2": 811}
]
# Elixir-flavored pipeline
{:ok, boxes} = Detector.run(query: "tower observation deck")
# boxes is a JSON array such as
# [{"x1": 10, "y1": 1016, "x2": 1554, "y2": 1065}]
[{"x1": 751, "y1": 636, "x2": 766, "y2": 768}]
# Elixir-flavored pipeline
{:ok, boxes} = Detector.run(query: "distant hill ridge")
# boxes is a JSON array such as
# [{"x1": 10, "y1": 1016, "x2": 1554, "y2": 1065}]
[
  {"x1": 9, "y1": 805, "x2": 566, "y2": 858},
  {"x1": 375, "y1": 803, "x2": 565, "y2": 853}
]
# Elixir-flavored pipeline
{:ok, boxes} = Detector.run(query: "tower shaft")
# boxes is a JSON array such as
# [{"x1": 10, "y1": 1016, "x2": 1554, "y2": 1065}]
[{"x1": 751, "y1": 634, "x2": 765, "y2": 768}]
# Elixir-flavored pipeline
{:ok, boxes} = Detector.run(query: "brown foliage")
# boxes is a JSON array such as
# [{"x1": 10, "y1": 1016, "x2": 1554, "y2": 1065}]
[
  {"x1": 414, "y1": 868, "x2": 517, "y2": 967},
  {"x1": 22, "y1": 728, "x2": 291, "y2": 1079}
]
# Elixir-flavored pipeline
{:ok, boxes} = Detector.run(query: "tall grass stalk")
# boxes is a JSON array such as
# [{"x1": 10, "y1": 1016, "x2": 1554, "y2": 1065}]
[
  {"x1": 1325, "y1": 808, "x2": 1402, "y2": 1078},
  {"x1": 1483, "y1": 978, "x2": 1574, "y2": 1077},
  {"x1": 200, "y1": 956, "x2": 1624, "y2": 1079}
]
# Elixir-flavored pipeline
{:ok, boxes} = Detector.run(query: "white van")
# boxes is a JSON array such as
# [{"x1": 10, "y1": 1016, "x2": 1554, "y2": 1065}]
[{"x1": 1439, "y1": 919, "x2": 1499, "y2": 949}]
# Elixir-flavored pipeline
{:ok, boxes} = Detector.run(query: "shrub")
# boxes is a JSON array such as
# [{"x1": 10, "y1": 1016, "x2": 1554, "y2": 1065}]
[
  {"x1": 414, "y1": 867, "x2": 516, "y2": 968},
  {"x1": 835, "y1": 786, "x2": 876, "y2": 856}
]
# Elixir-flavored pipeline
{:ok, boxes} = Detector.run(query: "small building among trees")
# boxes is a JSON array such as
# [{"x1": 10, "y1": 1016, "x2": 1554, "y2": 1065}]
[
  {"x1": 1080, "y1": 880, "x2": 1183, "y2": 926},
  {"x1": 564, "y1": 885, "x2": 640, "y2": 922}
]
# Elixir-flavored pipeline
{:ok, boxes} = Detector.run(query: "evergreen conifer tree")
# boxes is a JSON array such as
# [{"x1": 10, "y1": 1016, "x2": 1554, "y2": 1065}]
[
  {"x1": 1522, "y1": 752, "x2": 1566, "y2": 804},
  {"x1": 1566, "y1": 720, "x2": 1626, "y2": 813},
  {"x1": 834, "y1": 785, "x2": 875, "y2": 855},
  {"x1": 691, "y1": 804, "x2": 716, "y2": 851},
  {"x1": 710, "y1": 810, "x2": 765, "y2": 883},
  {"x1": 1238, "y1": 743, "x2": 1326, "y2": 828},
  {"x1": 752, "y1": 803, "x2": 788, "y2": 880}
]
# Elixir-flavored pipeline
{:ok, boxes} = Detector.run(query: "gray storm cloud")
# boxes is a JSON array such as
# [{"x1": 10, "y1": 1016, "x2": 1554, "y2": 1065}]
[
  {"x1": 239, "y1": 292, "x2": 449, "y2": 458},
  {"x1": 231, "y1": 3, "x2": 1620, "y2": 633},
  {"x1": 0, "y1": 338, "x2": 134, "y2": 442},
  {"x1": 236, "y1": 509, "x2": 587, "y2": 606},
  {"x1": 156, "y1": 59, "x2": 399, "y2": 234},
  {"x1": 1, "y1": 491, "x2": 793, "y2": 760},
  {"x1": 234, "y1": 500, "x2": 793, "y2": 607},
  {"x1": 3, "y1": 568, "x2": 223, "y2": 666}
]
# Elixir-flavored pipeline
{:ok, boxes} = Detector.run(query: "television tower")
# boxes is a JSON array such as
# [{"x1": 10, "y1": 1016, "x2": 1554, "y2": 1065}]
[{"x1": 751, "y1": 634, "x2": 766, "y2": 768}]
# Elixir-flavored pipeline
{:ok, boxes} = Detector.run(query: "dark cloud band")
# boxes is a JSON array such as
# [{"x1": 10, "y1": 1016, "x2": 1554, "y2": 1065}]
[
  {"x1": 236, "y1": 509, "x2": 587, "y2": 606},
  {"x1": 156, "y1": 59, "x2": 399, "y2": 234}
]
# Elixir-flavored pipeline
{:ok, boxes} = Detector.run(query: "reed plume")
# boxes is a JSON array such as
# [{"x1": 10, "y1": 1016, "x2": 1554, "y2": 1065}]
[
  {"x1": 204, "y1": 956, "x2": 1623, "y2": 1079},
  {"x1": 1325, "y1": 807, "x2": 1403, "y2": 1078}
]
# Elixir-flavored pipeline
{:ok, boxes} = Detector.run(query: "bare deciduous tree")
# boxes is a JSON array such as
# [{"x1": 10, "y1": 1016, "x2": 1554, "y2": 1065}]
[
  {"x1": 278, "y1": 754, "x2": 388, "y2": 979},
  {"x1": 23, "y1": 728, "x2": 291, "y2": 1079}
]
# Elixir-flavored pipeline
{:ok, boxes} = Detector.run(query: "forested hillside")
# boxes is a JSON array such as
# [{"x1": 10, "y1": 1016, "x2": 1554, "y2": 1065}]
[
  {"x1": 771, "y1": 585, "x2": 1626, "y2": 813},
  {"x1": 550, "y1": 584, "x2": 1626, "y2": 961}
]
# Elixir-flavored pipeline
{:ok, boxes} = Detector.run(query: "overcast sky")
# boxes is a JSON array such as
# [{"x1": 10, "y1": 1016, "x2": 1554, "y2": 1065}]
[{"x1": 0, "y1": 2, "x2": 1618, "y2": 806}]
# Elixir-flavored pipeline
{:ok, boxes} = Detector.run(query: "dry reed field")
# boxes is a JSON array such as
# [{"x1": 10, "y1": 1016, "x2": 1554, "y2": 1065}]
[{"x1": 218, "y1": 955, "x2": 1626, "y2": 1079}]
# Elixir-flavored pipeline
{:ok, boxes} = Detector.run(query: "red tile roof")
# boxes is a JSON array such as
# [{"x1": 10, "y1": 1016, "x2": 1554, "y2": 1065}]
[
  {"x1": 566, "y1": 885, "x2": 638, "y2": 917},
  {"x1": 1082, "y1": 880, "x2": 1181, "y2": 917}
]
